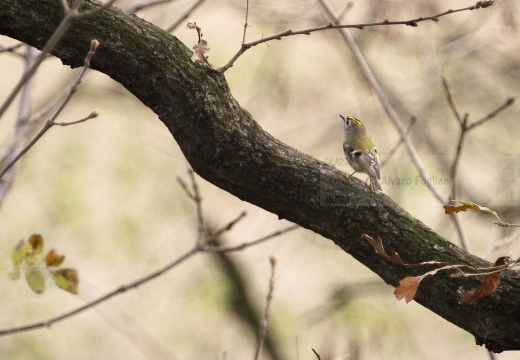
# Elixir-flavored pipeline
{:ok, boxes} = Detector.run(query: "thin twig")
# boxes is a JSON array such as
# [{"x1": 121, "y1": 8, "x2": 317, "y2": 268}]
[
  {"x1": 442, "y1": 77, "x2": 463, "y2": 124},
  {"x1": 219, "y1": 1, "x2": 495, "y2": 72},
  {"x1": 0, "y1": 43, "x2": 24, "y2": 54},
  {"x1": 205, "y1": 211, "x2": 248, "y2": 242},
  {"x1": 185, "y1": 168, "x2": 205, "y2": 245},
  {"x1": 0, "y1": 0, "x2": 114, "y2": 121},
  {"x1": 467, "y1": 97, "x2": 515, "y2": 131},
  {"x1": 0, "y1": 46, "x2": 36, "y2": 206},
  {"x1": 0, "y1": 0, "x2": 113, "y2": 120},
  {"x1": 254, "y1": 254, "x2": 278, "y2": 360},
  {"x1": 380, "y1": 116, "x2": 417, "y2": 168},
  {"x1": 480, "y1": 230, "x2": 520, "y2": 259},
  {"x1": 443, "y1": 77, "x2": 515, "y2": 200},
  {"x1": 0, "y1": 40, "x2": 100, "y2": 180},
  {"x1": 312, "y1": 348, "x2": 322, "y2": 360},
  {"x1": 203, "y1": 224, "x2": 299, "y2": 253},
  {"x1": 0, "y1": 10, "x2": 77, "y2": 120},
  {"x1": 127, "y1": 0, "x2": 173, "y2": 14},
  {"x1": 166, "y1": 0, "x2": 207, "y2": 32},
  {"x1": 443, "y1": 77, "x2": 466, "y2": 199},
  {"x1": 176, "y1": 175, "x2": 196, "y2": 200},
  {"x1": 242, "y1": 0, "x2": 250, "y2": 45},
  {"x1": 54, "y1": 111, "x2": 99, "y2": 126}
]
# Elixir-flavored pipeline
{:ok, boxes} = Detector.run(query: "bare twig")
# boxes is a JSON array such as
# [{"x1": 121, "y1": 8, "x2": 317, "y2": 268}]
[
  {"x1": 0, "y1": 40, "x2": 100, "y2": 180},
  {"x1": 0, "y1": 46, "x2": 36, "y2": 205},
  {"x1": 443, "y1": 77, "x2": 515, "y2": 200},
  {"x1": 0, "y1": 10, "x2": 77, "y2": 120},
  {"x1": 0, "y1": 0, "x2": 113, "y2": 120},
  {"x1": 0, "y1": 43, "x2": 24, "y2": 54},
  {"x1": 186, "y1": 168, "x2": 205, "y2": 244},
  {"x1": 205, "y1": 211, "x2": 248, "y2": 242},
  {"x1": 481, "y1": 230, "x2": 520, "y2": 259},
  {"x1": 242, "y1": 0, "x2": 250, "y2": 45},
  {"x1": 494, "y1": 222, "x2": 520, "y2": 228},
  {"x1": 54, "y1": 111, "x2": 99, "y2": 126},
  {"x1": 312, "y1": 348, "x2": 322, "y2": 360},
  {"x1": 219, "y1": 1, "x2": 495, "y2": 72},
  {"x1": 203, "y1": 224, "x2": 299, "y2": 253},
  {"x1": 166, "y1": 0, "x2": 207, "y2": 32},
  {"x1": 176, "y1": 175, "x2": 196, "y2": 200},
  {"x1": 127, "y1": 0, "x2": 173, "y2": 14},
  {"x1": 467, "y1": 97, "x2": 515, "y2": 131},
  {"x1": 380, "y1": 116, "x2": 417, "y2": 168},
  {"x1": 442, "y1": 77, "x2": 463, "y2": 124},
  {"x1": 254, "y1": 254, "x2": 278, "y2": 360}
]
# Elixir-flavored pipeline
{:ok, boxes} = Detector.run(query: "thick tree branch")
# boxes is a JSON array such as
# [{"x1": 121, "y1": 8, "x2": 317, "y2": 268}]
[{"x1": 0, "y1": 0, "x2": 519, "y2": 352}]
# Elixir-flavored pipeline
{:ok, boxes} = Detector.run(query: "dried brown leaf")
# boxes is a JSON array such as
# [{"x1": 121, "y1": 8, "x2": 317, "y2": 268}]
[
  {"x1": 191, "y1": 39, "x2": 210, "y2": 62},
  {"x1": 361, "y1": 234, "x2": 405, "y2": 265},
  {"x1": 444, "y1": 200, "x2": 501, "y2": 222},
  {"x1": 458, "y1": 256, "x2": 509, "y2": 304},
  {"x1": 394, "y1": 275, "x2": 423, "y2": 303},
  {"x1": 395, "y1": 265, "x2": 462, "y2": 303}
]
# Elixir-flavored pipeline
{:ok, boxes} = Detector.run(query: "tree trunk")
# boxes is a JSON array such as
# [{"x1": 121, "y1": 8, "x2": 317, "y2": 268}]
[{"x1": 0, "y1": 0, "x2": 519, "y2": 352}]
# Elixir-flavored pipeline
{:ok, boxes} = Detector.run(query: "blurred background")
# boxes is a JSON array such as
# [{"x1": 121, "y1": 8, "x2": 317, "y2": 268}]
[{"x1": 0, "y1": 0, "x2": 519, "y2": 359}]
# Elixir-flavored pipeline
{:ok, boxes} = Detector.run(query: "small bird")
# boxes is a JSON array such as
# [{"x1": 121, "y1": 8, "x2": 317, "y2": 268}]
[{"x1": 340, "y1": 115, "x2": 382, "y2": 191}]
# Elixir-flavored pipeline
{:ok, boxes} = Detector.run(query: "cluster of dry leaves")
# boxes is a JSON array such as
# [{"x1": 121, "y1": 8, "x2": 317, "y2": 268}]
[
  {"x1": 8, "y1": 234, "x2": 79, "y2": 295},
  {"x1": 362, "y1": 200, "x2": 519, "y2": 304},
  {"x1": 362, "y1": 234, "x2": 512, "y2": 304}
]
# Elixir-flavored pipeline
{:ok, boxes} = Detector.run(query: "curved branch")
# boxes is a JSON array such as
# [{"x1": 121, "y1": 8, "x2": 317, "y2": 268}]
[{"x1": 0, "y1": 0, "x2": 518, "y2": 352}]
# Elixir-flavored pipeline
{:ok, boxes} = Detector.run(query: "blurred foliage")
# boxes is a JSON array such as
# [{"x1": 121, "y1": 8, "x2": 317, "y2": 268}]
[{"x1": 0, "y1": 0, "x2": 519, "y2": 359}]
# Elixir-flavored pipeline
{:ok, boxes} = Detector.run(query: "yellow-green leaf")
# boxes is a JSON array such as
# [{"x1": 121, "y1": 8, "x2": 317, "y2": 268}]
[
  {"x1": 11, "y1": 240, "x2": 26, "y2": 268},
  {"x1": 25, "y1": 266, "x2": 45, "y2": 294},
  {"x1": 50, "y1": 268, "x2": 79, "y2": 295}
]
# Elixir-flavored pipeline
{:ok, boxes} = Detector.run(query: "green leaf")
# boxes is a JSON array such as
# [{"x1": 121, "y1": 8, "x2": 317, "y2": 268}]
[{"x1": 25, "y1": 266, "x2": 45, "y2": 294}]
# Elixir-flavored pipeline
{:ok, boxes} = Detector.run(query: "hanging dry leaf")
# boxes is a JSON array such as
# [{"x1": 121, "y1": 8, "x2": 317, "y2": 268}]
[
  {"x1": 394, "y1": 275, "x2": 424, "y2": 303},
  {"x1": 444, "y1": 200, "x2": 501, "y2": 222},
  {"x1": 395, "y1": 265, "x2": 463, "y2": 303},
  {"x1": 191, "y1": 39, "x2": 210, "y2": 62},
  {"x1": 458, "y1": 257, "x2": 509, "y2": 304}
]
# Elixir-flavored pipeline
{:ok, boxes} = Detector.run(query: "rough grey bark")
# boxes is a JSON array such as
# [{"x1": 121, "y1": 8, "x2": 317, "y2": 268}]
[{"x1": 0, "y1": 0, "x2": 519, "y2": 352}]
